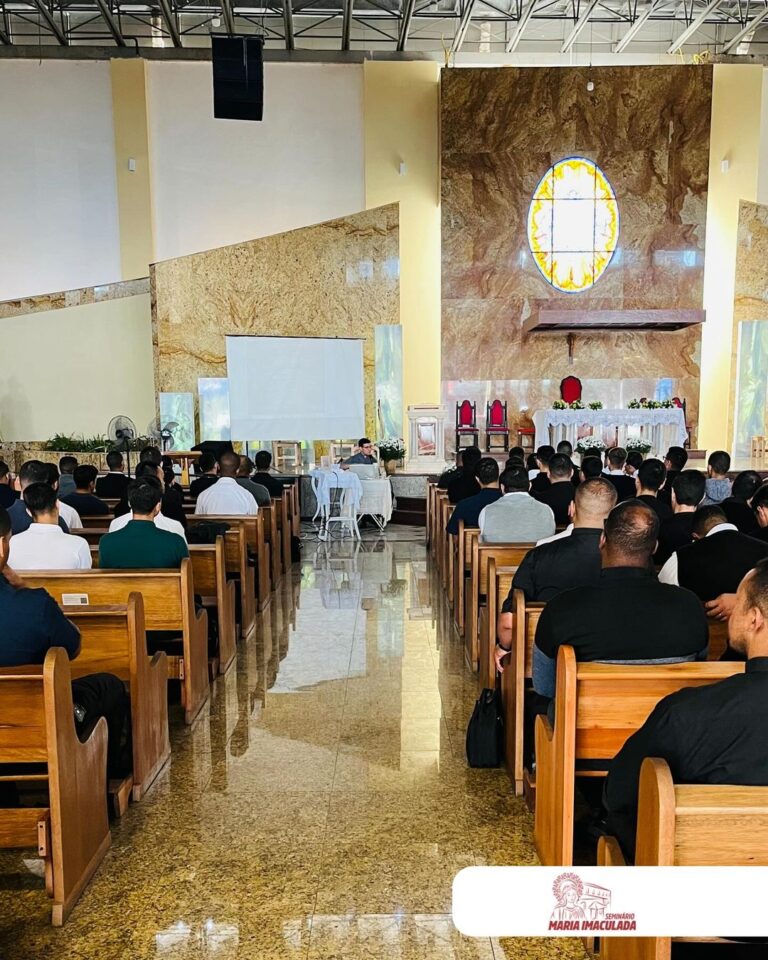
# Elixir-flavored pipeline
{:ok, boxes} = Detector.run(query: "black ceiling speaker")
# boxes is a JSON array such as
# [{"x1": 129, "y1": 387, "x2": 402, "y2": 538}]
[{"x1": 212, "y1": 35, "x2": 264, "y2": 121}]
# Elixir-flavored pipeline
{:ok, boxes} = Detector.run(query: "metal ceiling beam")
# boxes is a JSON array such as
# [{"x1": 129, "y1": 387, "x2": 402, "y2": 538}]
[
  {"x1": 722, "y1": 3, "x2": 768, "y2": 50},
  {"x1": 506, "y1": 0, "x2": 537, "y2": 51},
  {"x1": 283, "y1": 0, "x2": 295, "y2": 47},
  {"x1": 397, "y1": 0, "x2": 416, "y2": 49},
  {"x1": 450, "y1": 0, "x2": 478, "y2": 53},
  {"x1": 0, "y1": 19, "x2": 10, "y2": 43},
  {"x1": 614, "y1": 0, "x2": 663, "y2": 51},
  {"x1": 667, "y1": 0, "x2": 724, "y2": 50},
  {"x1": 341, "y1": 0, "x2": 352, "y2": 47},
  {"x1": 220, "y1": 0, "x2": 236, "y2": 34},
  {"x1": 560, "y1": 0, "x2": 599, "y2": 50},
  {"x1": 157, "y1": 0, "x2": 182, "y2": 45},
  {"x1": 93, "y1": 0, "x2": 127, "y2": 44},
  {"x1": 29, "y1": 0, "x2": 67, "y2": 44}
]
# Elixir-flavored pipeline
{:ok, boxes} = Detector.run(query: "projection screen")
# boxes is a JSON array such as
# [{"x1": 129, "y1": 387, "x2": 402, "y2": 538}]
[{"x1": 225, "y1": 335, "x2": 365, "y2": 440}]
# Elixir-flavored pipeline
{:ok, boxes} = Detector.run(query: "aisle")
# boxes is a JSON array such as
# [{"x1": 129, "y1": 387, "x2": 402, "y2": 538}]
[{"x1": 0, "y1": 529, "x2": 584, "y2": 960}]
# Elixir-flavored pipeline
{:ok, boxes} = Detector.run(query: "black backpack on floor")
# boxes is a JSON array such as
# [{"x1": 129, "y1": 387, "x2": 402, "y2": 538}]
[{"x1": 466, "y1": 686, "x2": 504, "y2": 768}]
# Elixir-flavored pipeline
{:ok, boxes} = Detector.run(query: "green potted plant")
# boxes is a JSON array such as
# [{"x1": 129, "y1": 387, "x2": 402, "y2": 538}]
[
  {"x1": 626, "y1": 436, "x2": 652, "y2": 455},
  {"x1": 378, "y1": 438, "x2": 406, "y2": 476},
  {"x1": 575, "y1": 436, "x2": 606, "y2": 457}
]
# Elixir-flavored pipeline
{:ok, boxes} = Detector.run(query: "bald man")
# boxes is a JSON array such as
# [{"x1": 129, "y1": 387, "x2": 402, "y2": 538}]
[{"x1": 530, "y1": 500, "x2": 708, "y2": 700}]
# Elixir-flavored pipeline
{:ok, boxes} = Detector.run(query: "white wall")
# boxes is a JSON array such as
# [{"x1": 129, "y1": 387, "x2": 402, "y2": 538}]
[
  {"x1": 0, "y1": 295, "x2": 155, "y2": 440},
  {"x1": 0, "y1": 61, "x2": 122, "y2": 301},
  {"x1": 146, "y1": 62, "x2": 365, "y2": 261}
]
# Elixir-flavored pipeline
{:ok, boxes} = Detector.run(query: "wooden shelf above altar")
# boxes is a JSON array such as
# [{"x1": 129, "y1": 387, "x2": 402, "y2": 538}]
[{"x1": 524, "y1": 309, "x2": 706, "y2": 333}]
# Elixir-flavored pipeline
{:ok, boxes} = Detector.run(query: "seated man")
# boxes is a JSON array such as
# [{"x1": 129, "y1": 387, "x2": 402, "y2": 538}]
[
  {"x1": 529, "y1": 445, "x2": 555, "y2": 494},
  {"x1": 236, "y1": 456, "x2": 271, "y2": 507},
  {"x1": 604, "y1": 559, "x2": 768, "y2": 862},
  {"x1": 345, "y1": 438, "x2": 377, "y2": 465},
  {"x1": 8, "y1": 483, "x2": 92, "y2": 571},
  {"x1": 7, "y1": 460, "x2": 69, "y2": 535},
  {"x1": 579, "y1": 455, "x2": 603, "y2": 483},
  {"x1": 0, "y1": 506, "x2": 130, "y2": 781},
  {"x1": 654, "y1": 469, "x2": 705, "y2": 566},
  {"x1": 659, "y1": 504, "x2": 768, "y2": 600},
  {"x1": 108, "y1": 475, "x2": 186, "y2": 542},
  {"x1": 532, "y1": 453, "x2": 575, "y2": 526},
  {"x1": 197, "y1": 451, "x2": 257, "y2": 516},
  {"x1": 531, "y1": 500, "x2": 708, "y2": 701},
  {"x1": 447, "y1": 446, "x2": 482, "y2": 504},
  {"x1": 556, "y1": 440, "x2": 580, "y2": 485},
  {"x1": 95, "y1": 450, "x2": 130, "y2": 500},
  {"x1": 251, "y1": 449, "x2": 290, "y2": 499},
  {"x1": 500, "y1": 477, "x2": 617, "y2": 611},
  {"x1": 446, "y1": 456, "x2": 502, "y2": 535},
  {"x1": 721, "y1": 470, "x2": 762, "y2": 535},
  {"x1": 478, "y1": 465, "x2": 555, "y2": 545},
  {"x1": 657, "y1": 445, "x2": 688, "y2": 507},
  {"x1": 57, "y1": 455, "x2": 78, "y2": 499},
  {"x1": 624, "y1": 450, "x2": 643, "y2": 479},
  {"x1": 0, "y1": 461, "x2": 16, "y2": 510},
  {"x1": 602, "y1": 447, "x2": 636, "y2": 502},
  {"x1": 61, "y1": 465, "x2": 109, "y2": 516},
  {"x1": 189, "y1": 452, "x2": 219, "y2": 499},
  {"x1": 702, "y1": 449, "x2": 732, "y2": 506},
  {"x1": 45, "y1": 464, "x2": 82, "y2": 531},
  {"x1": 99, "y1": 479, "x2": 188, "y2": 569},
  {"x1": 635, "y1": 458, "x2": 673, "y2": 523}
]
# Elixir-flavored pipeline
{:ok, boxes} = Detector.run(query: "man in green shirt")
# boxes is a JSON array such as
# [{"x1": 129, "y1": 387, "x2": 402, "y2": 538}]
[{"x1": 99, "y1": 478, "x2": 188, "y2": 570}]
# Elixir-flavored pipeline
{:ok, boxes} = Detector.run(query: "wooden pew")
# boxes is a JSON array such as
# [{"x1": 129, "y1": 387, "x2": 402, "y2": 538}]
[
  {"x1": 186, "y1": 514, "x2": 269, "y2": 617},
  {"x1": 19, "y1": 562, "x2": 209, "y2": 726},
  {"x1": 481, "y1": 559, "x2": 513, "y2": 689},
  {"x1": 426, "y1": 482, "x2": 435, "y2": 550},
  {"x1": 451, "y1": 521, "x2": 476, "y2": 635},
  {"x1": 189, "y1": 537, "x2": 237, "y2": 675},
  {"x1": 0, "y1": 647, "x2": 110, "y2": 926},
  {"x1": 466, "y1": 541, "x2": 534, "y2": 672},
  {"x1": 261, "y1": 503, "x2": 282, "y2": 587},
  {"x1": 278, "y1": 490, "x2": 292, "y2": 572},
  {"x1": 499, "y1": 588, "x2": 544, "y2": 795},
  {"x1": 63, "y1": 594, "x2": 170, "y2": 801},
  {"x1": 77, "y1": 514, "x2": 113, "y2": 531},
  {"x1": 440, "y1": 498, "x2": 453, "y2": 591},
  {"x1": 434, "y1": 490, "x2": 448, "y2": 563},
  {"x1": 598, "y1": 757, "x2": 768, "y2": 960},
  {"x1": 534, "y1": 647, "x2": 744, "y2": 866}
]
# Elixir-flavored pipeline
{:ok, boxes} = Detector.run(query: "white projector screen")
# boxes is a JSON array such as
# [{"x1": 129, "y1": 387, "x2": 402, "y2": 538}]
[{"x1": 225, "y1": 335, "x2": 365, "y2": 440}]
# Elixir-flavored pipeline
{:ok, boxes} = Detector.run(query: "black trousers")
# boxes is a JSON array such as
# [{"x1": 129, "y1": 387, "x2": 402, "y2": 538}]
[{"x1": 72, "y1": 674, "x2": 132, "y2": 780}]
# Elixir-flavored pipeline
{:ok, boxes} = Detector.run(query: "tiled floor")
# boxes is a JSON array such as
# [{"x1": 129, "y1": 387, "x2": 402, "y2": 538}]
[{"x1": 0, "y1": 527, "x2": 586, "y2": 959}]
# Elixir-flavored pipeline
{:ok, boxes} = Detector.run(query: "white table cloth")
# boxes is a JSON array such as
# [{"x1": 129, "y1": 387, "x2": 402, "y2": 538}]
[
  {"x1": 310, "y1": 468, "x2": 363, "y2": 511},
  {"x1": 358, "y1": 477, "x2": 393, "y2": 525},
  {"x1": 532, "y1": 408, "x2": 687, "y2": 455}
]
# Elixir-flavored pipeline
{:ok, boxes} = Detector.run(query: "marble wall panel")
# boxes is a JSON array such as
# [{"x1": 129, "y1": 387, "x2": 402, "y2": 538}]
[
  {"x1": 441, "y1": 67, "x2": 711, "y2": 440},
  {"x1": 153, "y1": 205, "x2": 400, "y2": 439},
  {"x1": 733, "y1": 201, "x2": 768, "y2": 457},
  {"x1": 0, "y1": 277, "x2": 149, "y2": 320}
]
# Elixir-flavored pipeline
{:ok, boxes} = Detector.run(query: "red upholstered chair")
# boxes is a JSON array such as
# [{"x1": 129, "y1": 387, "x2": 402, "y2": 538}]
[
  {"x1": 560, "y1": 376, "x2": 582, "y2": 404},
  {"x1": 671, "y1": 397, "x2": 691, "y2": 448},
  {"x1": 485, "y1": 400, "x2": 509, "y2": 452},
  {"x1": 455, "y1": 400, "x2": 479, "y2": 452}
]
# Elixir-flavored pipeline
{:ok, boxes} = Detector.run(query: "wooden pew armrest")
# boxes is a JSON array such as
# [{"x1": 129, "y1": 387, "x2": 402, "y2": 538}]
[{"x1": 597, "y1": 835, "x2": 627, "y2": 867}]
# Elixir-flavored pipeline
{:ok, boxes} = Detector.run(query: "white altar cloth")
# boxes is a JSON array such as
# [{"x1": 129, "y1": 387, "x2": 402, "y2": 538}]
[{"x1": 532, "y1": 408, "x2": 687, "y2": 455}]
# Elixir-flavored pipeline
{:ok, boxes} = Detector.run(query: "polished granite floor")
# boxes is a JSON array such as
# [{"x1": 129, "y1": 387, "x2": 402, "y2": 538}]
[{"x1": 0, "y1": 527, "x2": 585, "y2": 960}]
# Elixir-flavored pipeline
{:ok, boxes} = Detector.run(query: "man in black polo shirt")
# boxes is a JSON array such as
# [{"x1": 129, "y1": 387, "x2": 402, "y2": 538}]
[
  {"x1": 530, "y1": 445, "x2": 554, "y2": 494},
  {"x1": 532, "y1": 453, "x2": 575, "y2": 526},
  {"x1": 659, "y1": 504, "x2": 768, "y2": 601},
  {"x1": 635, "y1": 458, "x2": 673, "y2": 523},
  {"x1": 602, "y1": 447, "x2": 637, "y2": 502},
  {"x1": 604, "y1": 558, "x2": 768, "y2": 863},
  {"x1": 495, "y1": 479, "x2": 617, "y2": 667},
  {"x1": 446, "y1": 457, "x2": 501, "y2": 535},
  {"x1": 657, "y1": 445, "x2": 688, "y2": 507},
  {"x1": 654, "y1": 469, "x2": 705, "y2": 566},
  {"x1": 531, "y1": 500, "x2": 708, "y2": 700},
  {"x1": 721, "y1": 470, "x2": 762, "y2": 535},
  {"x1": 253, "y1": 450, "x2": 291, "y2": 499},
  {"x1": 447, "y1": 446, "x2": 482, "y2": 504}
]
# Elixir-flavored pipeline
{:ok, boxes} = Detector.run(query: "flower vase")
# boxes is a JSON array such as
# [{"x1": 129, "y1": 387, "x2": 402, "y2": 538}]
[{"x1": 383, "y1": 459, "x2": 397, "y2": 476}]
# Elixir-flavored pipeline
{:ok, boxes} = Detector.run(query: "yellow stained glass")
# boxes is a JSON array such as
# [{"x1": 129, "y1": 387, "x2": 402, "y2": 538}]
[{"x1": 527, "y1": 156, "x2": 619, "y2": 293}]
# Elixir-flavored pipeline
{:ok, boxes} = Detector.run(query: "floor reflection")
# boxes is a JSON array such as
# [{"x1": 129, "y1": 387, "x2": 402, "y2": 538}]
[{"x1": 0, "y1": 527, "x2": 584, "y2": 959}]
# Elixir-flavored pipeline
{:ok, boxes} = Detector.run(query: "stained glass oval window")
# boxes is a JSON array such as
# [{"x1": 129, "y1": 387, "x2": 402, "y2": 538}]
[{"x1": 527, "y1": 156, "x2": 619, "y2": 294}]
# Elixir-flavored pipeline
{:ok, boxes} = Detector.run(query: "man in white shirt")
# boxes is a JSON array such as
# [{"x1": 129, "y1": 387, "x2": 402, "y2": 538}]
[
  {"x1": 8, "y1": 483, "x2": 92, "y2": 570},
  {"x1": 478, "y1": 465, "x2": 555, "y2": 544},
  {"x1": 107, "y1": 477, "x2": 187, "y2": 542},
  {"x1": 196, "y1": 451, "x2": 258, "y2": 517}
]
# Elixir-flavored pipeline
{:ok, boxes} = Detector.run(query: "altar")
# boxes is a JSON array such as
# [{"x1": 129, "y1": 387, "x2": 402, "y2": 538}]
[{"x1": 532, "y1": 407, "x2": 688, "y2": 455}]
